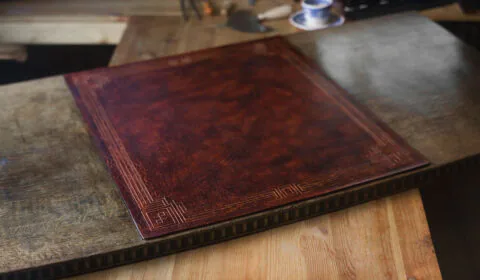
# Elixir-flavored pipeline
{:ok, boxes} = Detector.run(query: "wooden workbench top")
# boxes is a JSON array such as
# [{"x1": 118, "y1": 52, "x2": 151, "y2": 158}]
[
  {"x1": 2, "y1": 13, "x2": 480, "y2": 279},
  {"x1": 79, "y1": 13, "x2": 480, "y2": 279}
]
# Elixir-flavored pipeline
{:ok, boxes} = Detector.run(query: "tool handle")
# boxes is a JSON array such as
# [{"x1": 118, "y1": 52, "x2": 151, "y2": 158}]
[{"x1": 257, "y1": 4, "x2": 292, "y2": 21}]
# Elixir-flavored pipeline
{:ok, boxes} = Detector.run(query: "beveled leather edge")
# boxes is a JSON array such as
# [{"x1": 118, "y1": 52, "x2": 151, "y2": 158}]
[{"x1": 3, "y1": 154, "x2": 479, "y2": 280}]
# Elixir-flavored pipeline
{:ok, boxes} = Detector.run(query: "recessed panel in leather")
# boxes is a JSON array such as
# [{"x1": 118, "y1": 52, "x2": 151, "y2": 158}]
[{"x1": 65, "y1": 37, "x2": 428, "y2": 239}]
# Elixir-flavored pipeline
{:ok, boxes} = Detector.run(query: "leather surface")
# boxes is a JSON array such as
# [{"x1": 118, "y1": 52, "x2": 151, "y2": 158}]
[{"x1": 65, "y1": 37, "x2": 428, "y2": 239}]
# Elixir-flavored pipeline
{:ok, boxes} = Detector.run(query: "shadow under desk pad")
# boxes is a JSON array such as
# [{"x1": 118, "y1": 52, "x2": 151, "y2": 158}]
[{"x1": 2, "y1": 13, "x2": 480, "y2": 279}]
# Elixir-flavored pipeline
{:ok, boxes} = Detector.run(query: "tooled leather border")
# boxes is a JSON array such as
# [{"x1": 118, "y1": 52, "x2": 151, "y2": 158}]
[
  {"x1": 3, "y1": 154, "x2": 480, "y2": 280},
  {"x1": 64, "y1": 36, "x2": 428, "y2": 238}
]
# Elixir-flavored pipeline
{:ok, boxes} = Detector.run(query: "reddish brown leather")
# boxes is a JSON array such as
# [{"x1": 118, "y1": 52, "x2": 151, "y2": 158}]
[{"x1": 65, "y1": 37, "x2": 428, "y2": 239}]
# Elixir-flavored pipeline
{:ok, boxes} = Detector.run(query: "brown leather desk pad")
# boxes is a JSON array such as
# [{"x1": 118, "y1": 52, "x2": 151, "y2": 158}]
[{"x1": 65, "y1": 37, "x2": 428, "y2": 239}]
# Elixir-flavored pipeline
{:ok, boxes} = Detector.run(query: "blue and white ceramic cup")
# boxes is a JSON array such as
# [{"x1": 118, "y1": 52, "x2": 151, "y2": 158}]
[{"x1": 301, "y1": 0, "x2": 332, "y2": 27}]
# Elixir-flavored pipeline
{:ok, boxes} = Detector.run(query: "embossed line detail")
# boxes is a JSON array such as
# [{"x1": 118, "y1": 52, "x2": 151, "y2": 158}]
[
  {"x1": 275, "y1": 38, "x2": 417, "y2": 164},
  {"x1": 65, "y1": 37, "x2": 427, "y2": 238},
  {"x1": 146, "y1": 197, "x2": 187, "y2": 228},
  {"x1": 282, "y1": 52, "x2": 389, "y2": 147},
  {"x1": 73, "y1": 75, "x2": 154, "y2": 207},
  {"x1": 273, "y1": 184, "x2": 305, "y2": 199},
  {"x1": 6, "y1": 154, "x2": 478, "y2": 280},
  {"x1": 72, "y1": 74, "x2": 194, "y2": 231},
  {"x1": 184, "y1": 164, "x2": 374, "y2": 223},
  {"x1": 70, "y1": 53, "x2": 416, "y2": 231}
]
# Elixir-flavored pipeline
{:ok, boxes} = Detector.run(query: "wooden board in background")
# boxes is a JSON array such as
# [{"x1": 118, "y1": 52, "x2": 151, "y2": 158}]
[
  {"x1": 0, "y1": 0, "x2": 297, "y2": 45},
  {"x1": 0, "y1": 15, "x2": 127, "y2": 44},
  {"x1": 421, "y1": 3, "x2": 480, "y2": 21},
  {"x1": 109, "y1": 16, "x2": 300, "y2": 66},
  {"x1": 0, "y1": 0, "x2": 291, "y2": 16},
  {"x1": 0, "y1": 0, "x2": 182, "y2": 16}
]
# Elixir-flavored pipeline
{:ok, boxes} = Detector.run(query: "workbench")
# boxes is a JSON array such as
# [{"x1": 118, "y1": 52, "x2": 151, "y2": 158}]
[
  {"x1": 2, "y1": 12, "x2": 480, "y2": 280},
  {"x1": 79, "y1": 14, "x2": 450, "y2": 279}
]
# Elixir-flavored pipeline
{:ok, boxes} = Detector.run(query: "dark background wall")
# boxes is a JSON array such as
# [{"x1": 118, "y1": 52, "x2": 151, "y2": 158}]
[{"x1": 0, "y1": 45, "x2": 114, "y2": 85}]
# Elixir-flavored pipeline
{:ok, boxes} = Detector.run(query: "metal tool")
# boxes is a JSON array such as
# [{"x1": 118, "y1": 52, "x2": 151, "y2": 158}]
[
  {"x1": 226, "y1": 4, "x2": 293, "y2": 33},
  {"x1": 180, "y1": 0, "x2": 202, "y2": 21}
]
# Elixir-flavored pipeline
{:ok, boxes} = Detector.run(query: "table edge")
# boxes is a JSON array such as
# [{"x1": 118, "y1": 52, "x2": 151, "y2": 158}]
[{"x1": 2, "y1": 153, "x2": 478, "y2": 278}]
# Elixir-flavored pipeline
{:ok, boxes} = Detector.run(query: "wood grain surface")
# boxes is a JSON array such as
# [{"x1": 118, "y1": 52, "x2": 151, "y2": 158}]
[
  {"x1": 74, "y1": 189, "x2": 439, "y2": 280},
  {"x1": 0, "y1": 15, "x2": 127, "y2": 45},
  {"x1": 421, "y1": 3, "x2": 480, "y2": 21},
  {"x1": 0, "y1": 0, "x2": 299, "y2": 45},
  {"x1": 0, "y1": 0, "x2": 293, "y2": 17},
  {"x1": 108, "y1": 15, "x2": 301, "y2": 67},
  {"x1": 2, "y1": 13, "x2": 480, "y2": 279},
  {"x1": 0, "y1": 0, "x2": 182, "y2": 16}
]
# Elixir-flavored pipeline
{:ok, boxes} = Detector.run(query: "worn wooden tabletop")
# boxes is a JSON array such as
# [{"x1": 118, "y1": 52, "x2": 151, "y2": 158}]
[
  {"x1": 74, "y1": 14, "x2": 453, "y2": 280},
  {"x1": 3, "y1": 12, "x2": 480, "y2": 279}
]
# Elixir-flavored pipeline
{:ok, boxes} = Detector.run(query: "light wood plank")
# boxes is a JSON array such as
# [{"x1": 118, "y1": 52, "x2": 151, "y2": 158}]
[
  {"x1": 0, "y1": 0, "x2": 182, "y2": 16},
  {"x1": 73, "y1": 190, "x2": 440, "y2": 280},
  {"x1": 0, "y1": 15, "x2": 127, "y2": 44},
  {"x1": 109, "y1": 14, "x2": 302, "y2": 66},
  {"x1": 421, "y1": 3, "x2": 480, "y2": 22}
]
